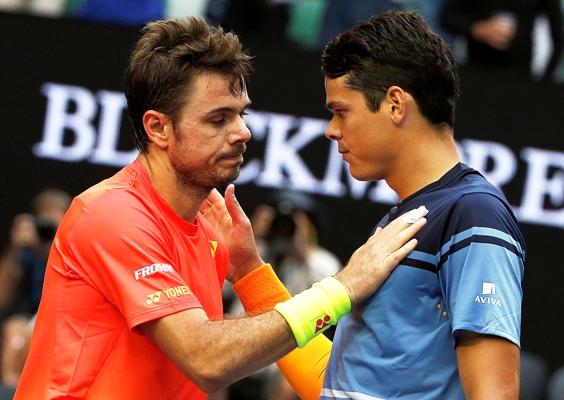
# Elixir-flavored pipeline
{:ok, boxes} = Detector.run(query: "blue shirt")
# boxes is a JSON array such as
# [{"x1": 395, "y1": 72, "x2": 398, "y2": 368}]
[{"x1": 322, "y1": 163, "x2": 525, "y2": 400}]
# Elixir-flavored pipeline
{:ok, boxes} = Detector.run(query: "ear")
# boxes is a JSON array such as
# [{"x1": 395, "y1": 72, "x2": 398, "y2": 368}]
[
  {"x1": 142, "y1": 110, "x2": 173, "y2": 150},
  {"x1": 385, "y1": 86, "x2": 408, "y2": 125}
]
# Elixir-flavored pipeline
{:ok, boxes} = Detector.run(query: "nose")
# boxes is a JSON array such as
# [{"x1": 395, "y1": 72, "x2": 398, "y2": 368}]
[
  {"x1": 324, "y1": 118, "x2": 341, "y2": 141},
  {"x1": 229, "y1": 116, "x2": 252, "y2": 144}
]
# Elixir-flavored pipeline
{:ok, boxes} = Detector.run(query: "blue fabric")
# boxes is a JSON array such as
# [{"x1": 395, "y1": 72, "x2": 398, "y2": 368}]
[
  {"x1": 74, "y1": 0, "x2": 164, "y2": 26},
  {"x1": 322, "y1": 163, "x2": 525, "y2": 399}
]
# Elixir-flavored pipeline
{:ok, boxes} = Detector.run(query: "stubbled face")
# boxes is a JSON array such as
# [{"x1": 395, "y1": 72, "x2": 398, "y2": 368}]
[
  {"x1": 168, "y1": 71, "x2": 252, "y2": 190},
  {"x1": 324, "y1": 75, "x2": 399, "y2": 181}
]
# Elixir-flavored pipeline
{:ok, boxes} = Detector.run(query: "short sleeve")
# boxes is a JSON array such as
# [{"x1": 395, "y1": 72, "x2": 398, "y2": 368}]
[
  {"x1": 438, "y1": 192, "x2": 525, "y2": 346},
  {"x1": 62, "y1": 194, "x2": 202, "y2": 330}
]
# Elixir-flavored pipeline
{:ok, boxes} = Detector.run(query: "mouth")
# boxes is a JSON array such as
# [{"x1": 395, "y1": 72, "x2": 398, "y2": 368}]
[
  {"x1": 220, "y1": 145, "x2": 246, "y2": 163},
  {"x1": 219, "y1": 150, "x2": 246, "y2": 166}
]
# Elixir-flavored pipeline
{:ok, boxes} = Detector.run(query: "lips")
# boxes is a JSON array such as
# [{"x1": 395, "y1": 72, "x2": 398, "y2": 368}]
[{"x1": 222, "y1": 144, "x2": 247, "y2": 159}]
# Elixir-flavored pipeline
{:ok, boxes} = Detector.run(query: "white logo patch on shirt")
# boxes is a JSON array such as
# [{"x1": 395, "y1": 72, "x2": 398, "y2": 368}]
[
  {"x1": 475, "y1": 281, "x2": 502, "y2": 307},
  {"x1": 482, "y1": 282, "x2": 496, "y2": 295},
  {"x1": 134, "y1": 263, "x2": 174, "y2": 280}
]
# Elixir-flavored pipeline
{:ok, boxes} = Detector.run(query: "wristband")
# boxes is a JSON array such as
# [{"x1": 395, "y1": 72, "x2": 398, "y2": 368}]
[
  {"x1": 232, "y1": 263, "x2": 291, "y2": 314},
  {"x1": 275, "y1": 276, "x2": 351, "y2": 348}
]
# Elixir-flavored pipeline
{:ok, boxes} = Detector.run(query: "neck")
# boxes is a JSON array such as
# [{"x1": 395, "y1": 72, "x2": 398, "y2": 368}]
[
  {"x1": 137, "y1": 153, "x2": 207, "y2": 223},
  {"x1": 386, "y1": 125, "x2": 461, "y2": 202}
]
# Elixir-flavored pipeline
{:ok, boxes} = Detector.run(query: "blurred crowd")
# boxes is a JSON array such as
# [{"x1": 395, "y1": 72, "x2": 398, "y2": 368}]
[
  {"x1": 0, "y1": 0, "x2": 564, "y2": 398},
  {"x1": 0, "y1": 0, "x2": 563, "y2": 81},
  {"x1": 0, "y1": 189, "x2": 71, "y2": 399}
]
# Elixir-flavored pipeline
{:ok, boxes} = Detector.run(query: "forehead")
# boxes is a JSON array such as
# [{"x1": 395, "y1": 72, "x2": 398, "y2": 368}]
[
  {"x1": 185, "y1": 71, "x2": 250, "y2": 111},
  {"x1": 324, "y1": 75, "x2": 365, "y2": 107}
]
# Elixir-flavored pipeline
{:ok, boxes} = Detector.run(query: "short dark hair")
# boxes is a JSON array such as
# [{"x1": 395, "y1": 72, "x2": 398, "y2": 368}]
[
  {"x1": 124, "y1": 17, "x2": 253, "y2": 152},
  {"x1": 321, "y1": 10, "x2": 460, "y2": 128}
]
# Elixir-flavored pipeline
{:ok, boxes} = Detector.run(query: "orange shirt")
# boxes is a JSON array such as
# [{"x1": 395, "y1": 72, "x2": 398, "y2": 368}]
[{"x1": 15, "y1": 161, "x2": 229, "y2": 399}]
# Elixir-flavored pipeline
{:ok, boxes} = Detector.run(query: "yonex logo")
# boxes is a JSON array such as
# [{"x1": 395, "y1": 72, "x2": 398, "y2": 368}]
[
  {"x1": 482, "y1": 282, "x2": 496, "y2": 295},
  {"x1": 145, "y1": 286, "x2": 192, "y2": 306},
  {"x1": 145, "y1": 291, "x2": 162, "y2": 305},
  {"x1": 315, "y1": 315, "x2": 331, "y2": 333}
]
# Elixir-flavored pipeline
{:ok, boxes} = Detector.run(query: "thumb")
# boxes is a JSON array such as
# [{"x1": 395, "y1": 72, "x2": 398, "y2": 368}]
[{"x1": 225, "y1": 184, "x2": 247, "y2": 224}]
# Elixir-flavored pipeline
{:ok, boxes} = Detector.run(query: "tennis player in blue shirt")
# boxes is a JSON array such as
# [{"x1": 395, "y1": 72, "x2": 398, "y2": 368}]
[{"x1": 318, "y1": 10, "x2": 524, "y2": 399}]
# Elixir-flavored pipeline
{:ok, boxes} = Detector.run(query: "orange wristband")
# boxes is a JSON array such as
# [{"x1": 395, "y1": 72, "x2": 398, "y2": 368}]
[{"x1": 232, "y1": 263, "x2": 291, "y2": 314}]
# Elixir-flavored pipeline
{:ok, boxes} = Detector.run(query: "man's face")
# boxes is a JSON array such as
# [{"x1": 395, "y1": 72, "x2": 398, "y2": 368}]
[
  {"x1": 324, "y1": 75, "x2": 398, "y2": 181},
  {"x1": 168, "y1": 71, "x2": 252, "y2": 190}
]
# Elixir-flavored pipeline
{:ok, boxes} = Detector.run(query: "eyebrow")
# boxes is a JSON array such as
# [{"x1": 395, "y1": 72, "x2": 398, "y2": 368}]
[
  {"x1": 204, "y1": 100, "x2": 253, "y2": 117},
  {"x1": 325, "y1": 101, "x2": 345, "y2": 111}
]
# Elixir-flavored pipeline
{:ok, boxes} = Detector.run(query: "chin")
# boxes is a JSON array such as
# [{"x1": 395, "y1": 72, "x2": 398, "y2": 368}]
[
  {"x1": 216, "y1": 167, "x2": 240, "y2": 186},
  {"x1": 349, "y1": 167, "x2": 375, "y2": 182}
]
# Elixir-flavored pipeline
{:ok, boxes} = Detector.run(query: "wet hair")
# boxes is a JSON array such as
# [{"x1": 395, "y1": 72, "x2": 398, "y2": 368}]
[
  {"x1": 124, "y1": 17, "x2": 253, "y2": 152},
  {"x1": 321, "y1": 10, "x2": 460, "y2": 128}
]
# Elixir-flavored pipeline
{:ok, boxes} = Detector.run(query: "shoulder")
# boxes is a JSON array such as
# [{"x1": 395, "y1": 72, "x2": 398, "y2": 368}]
[
  {"x1": 449, "y1": 191, "x2": 521, "y2": 235},
  {"x1": 61, "y1": 181, "x2": 165, "y2": 253},
  {"x1": 441, "y1": 191, "x2": 525, "y2": 260}
]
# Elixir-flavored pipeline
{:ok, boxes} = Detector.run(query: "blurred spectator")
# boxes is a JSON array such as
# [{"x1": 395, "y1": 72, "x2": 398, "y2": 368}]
[
  {"x1": 0, "y1": 189, "x2": 71, "y2": 394},
  {"x1": 285, "y1": 0, "x2": 327, "y2": 50},
  {"x1": 548, "y1": 365, "x2": 564, "y2": 400},
  {"x1": 415, "y1": 0, "x2": 456, "y2": 48},
  {"x1": 317, "y1": 0, "x2": 402, "y2": 49},
  {"x1": 0, "y1": 0, "x2": 210, "y2": 23},
  {"x1": 441, "y1": 0, "x2": 564, "y2": 81},
  {"x1": 252, "y1": 190, "x2": 341, "y2": 295},
  {"x1": 71, "y1": 0, "x2": 164, "y2": 26}
]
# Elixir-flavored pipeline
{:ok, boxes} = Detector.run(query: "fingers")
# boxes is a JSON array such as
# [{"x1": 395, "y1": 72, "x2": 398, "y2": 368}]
[
  {"x1": 401, "y1": 206, "x2": 428, "y2": 223},
  {"x1": 225, "y1": 184, "x2": 250, "y2": 225},
  {"x1": 386, "y1": 238, "x2": 418, "y2": 266},
  {"x1": 199, "y1": 189, "x2": 230, "y2": 228},
  {"x1": 365, "y1": 207, "x2": 428, "y2": 256},
  {"x1": 372, "y1": 206, "x2": 428, "y2": 242},
  {"x1": 206, "y1": 188, "x2": 225, "y2": 206}
]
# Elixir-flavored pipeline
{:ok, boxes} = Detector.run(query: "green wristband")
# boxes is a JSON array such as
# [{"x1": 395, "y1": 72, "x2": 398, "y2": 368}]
[{"x1": 274, "y1": 276, "x2": 351, "y2": 348}]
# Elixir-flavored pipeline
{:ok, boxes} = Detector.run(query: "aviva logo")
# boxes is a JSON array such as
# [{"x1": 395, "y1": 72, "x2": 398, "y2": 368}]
[
  {"x1": 474, "y1": 282, "x2": 502, "y2": 307},
  {"x1": 210, "y1": 240, "x2": 218, "y2": 257}
]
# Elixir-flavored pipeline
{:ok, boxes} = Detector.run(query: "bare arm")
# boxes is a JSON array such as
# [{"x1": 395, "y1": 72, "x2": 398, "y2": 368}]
[
  {"x1": 456, "y1": 331, "x2": 520, "y2": 399},
  {"x1": 140, "y1": 307, "x2": 295, "y2": 393}
]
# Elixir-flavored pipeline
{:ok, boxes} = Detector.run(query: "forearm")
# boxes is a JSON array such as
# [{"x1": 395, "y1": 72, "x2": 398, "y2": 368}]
[
  {"x1": 200, "y1": 312, "x2": 296, "y2": 389},
  {"x1": 143, "y1": 308, "x2": 296, "y2": 392}
]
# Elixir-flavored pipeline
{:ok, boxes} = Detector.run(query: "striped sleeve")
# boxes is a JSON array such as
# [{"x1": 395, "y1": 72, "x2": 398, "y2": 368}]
[{"x1": 438, "y1": 192, "x2": 525, "y2": 346}]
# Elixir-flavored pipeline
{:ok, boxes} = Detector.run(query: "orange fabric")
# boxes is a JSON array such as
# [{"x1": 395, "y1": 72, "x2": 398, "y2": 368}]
[
  {"x1": 15, "y1": 161, "x2": 229, "y2": 400},
  {"x1": 233, "y1": 263, "x2": 332, "y2": 400},
  {"x1": 232, "y1": 263, "x2": 291, "y2": 313},
  {"x1": 277, "y1": 336, "x2": 332, "y2": 400}
]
